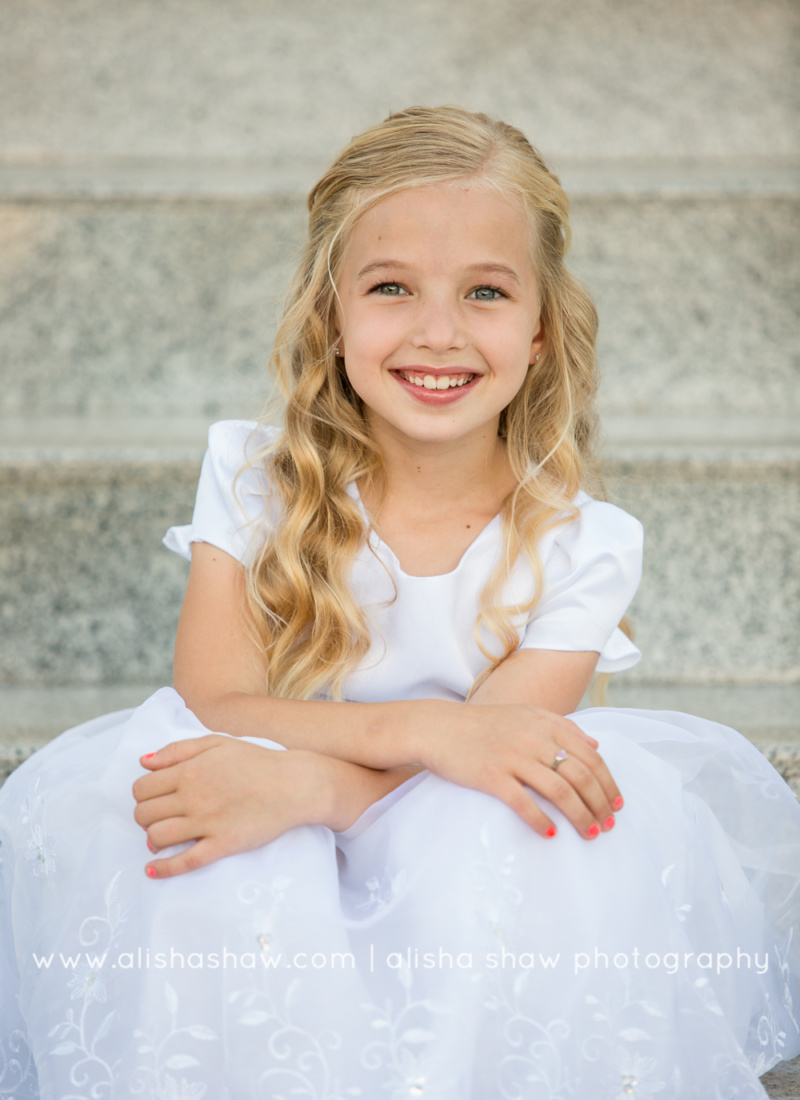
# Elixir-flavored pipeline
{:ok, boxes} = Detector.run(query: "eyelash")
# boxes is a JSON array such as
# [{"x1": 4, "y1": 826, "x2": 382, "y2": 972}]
[
  {"x1": 369, "y1": 282, "x2": 407, "y2": 295},
  {"x1": 470, "y1": 285, "x2": 507, "y2": 301},
  {"x1": 367, "y1": 282, "x2": 508, "y2": 300}
]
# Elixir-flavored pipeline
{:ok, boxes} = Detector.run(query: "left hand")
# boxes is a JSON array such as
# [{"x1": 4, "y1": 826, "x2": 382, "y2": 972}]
[{"x1": 132, "y1": 735, "x2": 333, "y2": 879}]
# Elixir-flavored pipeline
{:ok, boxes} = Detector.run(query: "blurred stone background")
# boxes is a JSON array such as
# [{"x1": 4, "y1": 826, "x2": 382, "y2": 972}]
[
  {"x1": 0, "y1": 3, "x2": 798, "y2": 767},
  {"x1": 3, "y1": 0, "x2": 796, "y2": 756},
  {"x1": 0, "y1": 3, "x2": 798, "y2": 1091}
]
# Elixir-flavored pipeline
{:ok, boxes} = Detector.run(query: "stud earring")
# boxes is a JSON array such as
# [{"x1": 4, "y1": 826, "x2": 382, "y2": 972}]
[{"x1": 335, "y1": 346, "x2": 341, "y2": 356}]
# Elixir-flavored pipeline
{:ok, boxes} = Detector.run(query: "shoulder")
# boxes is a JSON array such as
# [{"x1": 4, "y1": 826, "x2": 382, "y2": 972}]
[
  {"x1": 553, "y1": 490, "x2": 644, "y2": 561},
  {"x1": 202, "y1": 420, "x2": 282, "y2": 502},
  {"x1": 533, "y1": 490, "x2": 644, "y2": 613},
  {"x1": 205, "y1": 417, "x2": 285, "y2": 526},
  {"x1": 163, "y1": 420, "x2": 284, "y2": 565},
  {"x1": 205, "y1": 419, "x2": 281, "y2": 471},
  {"x1": 516, "y1": 490, "x2": 644, "y2": 669}
]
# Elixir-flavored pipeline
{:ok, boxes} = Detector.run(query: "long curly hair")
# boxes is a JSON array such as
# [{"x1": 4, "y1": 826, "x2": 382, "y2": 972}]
[{"x1": 242, "y1": 105, "x2": 602, "y2": 700}]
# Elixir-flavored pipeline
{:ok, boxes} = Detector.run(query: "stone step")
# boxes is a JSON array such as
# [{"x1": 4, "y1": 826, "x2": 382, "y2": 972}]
[
  {"x1": 2, "y1": 0, "x2": 796, "y2": 162},
  {"x1": 1, "y1": 421, "x2": 797, "y2": 689},
  {"x1": 2, "y1": 155, "x2": 798, "y2": 202},
  {"x1": 763, "y1": 1055, "x2": 800, "y2": 1099},
  {"x1": 0, "y1": 683, "x2": 160, "y2": 781},
  {"x1": 0, "y1": 188, "x2": 797, "y2": 421}
]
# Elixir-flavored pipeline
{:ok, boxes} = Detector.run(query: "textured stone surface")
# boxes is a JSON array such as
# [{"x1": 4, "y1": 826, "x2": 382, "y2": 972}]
[
  {"x1": 0, "y1": 199, "x2": 302, "y2": 418},
  {"x1": 763, "y1": 1055, "x2": 800, "y2": 1098},
  {"x1": 572, "y1": 196, "x2": 800, "y2": 418},
  {"x1": 608, "y1": 461, "x2": 800, "y2": 685},
  {"x1": 0, "y1": 460, "x2": 195, "y2": 685},
  {"x1": 1, "y1": 0, "x2": 797, "y2": 162},
  {"x1": 1, "y1": 450, "x2": 797, "y2": 688},
  {"x1": 1, "y1": 194, "x2": 798, "y2": 419}
]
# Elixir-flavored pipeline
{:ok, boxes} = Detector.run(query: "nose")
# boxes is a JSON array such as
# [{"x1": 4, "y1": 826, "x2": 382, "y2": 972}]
[{"x1": 409, "y1": 294, "x2": 468, "y2": 354}]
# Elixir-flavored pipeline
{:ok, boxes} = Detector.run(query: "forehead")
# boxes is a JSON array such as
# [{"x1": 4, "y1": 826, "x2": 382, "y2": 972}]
[{"x1": 342, "y1": 183, "x2": 535, "y2": 273}]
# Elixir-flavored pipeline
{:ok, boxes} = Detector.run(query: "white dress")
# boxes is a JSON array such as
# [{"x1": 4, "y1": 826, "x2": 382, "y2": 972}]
[{"x1": 1, "y1": 420, "x2": 798, "y2": 1100}]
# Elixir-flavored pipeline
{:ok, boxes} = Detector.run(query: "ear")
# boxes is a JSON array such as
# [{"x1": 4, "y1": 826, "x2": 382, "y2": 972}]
[{"x1": 529, "y1": 317, "x2": 545, "y2": 365}]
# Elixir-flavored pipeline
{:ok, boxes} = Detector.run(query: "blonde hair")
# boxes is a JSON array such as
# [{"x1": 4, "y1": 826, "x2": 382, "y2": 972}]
[{"x1": 244, "y1": 105, "x2": 603, "y2": 700}]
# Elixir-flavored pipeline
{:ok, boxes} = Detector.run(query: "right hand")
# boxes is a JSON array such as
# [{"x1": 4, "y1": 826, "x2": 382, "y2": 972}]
[
  {"x1": 420, "y1": 702, "x2": 622, "y2": 841},
  {"x1": 133, "y1": 736, "x2": 335, "y2": 878}
]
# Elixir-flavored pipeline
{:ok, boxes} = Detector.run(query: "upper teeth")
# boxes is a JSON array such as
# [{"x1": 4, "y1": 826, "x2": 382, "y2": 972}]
[{"x1": 399, "y1": 372, "x2": 475, "y2": 390}]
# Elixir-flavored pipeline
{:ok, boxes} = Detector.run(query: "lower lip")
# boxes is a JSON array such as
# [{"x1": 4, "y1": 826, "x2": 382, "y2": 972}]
[{"x1": 391, "y1": 373, "x2": 480, "y2": 406}]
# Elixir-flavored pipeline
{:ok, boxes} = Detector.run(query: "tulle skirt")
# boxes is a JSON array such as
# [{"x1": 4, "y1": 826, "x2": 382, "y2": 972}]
[{"x1": 0, "y1": 687, "x2": 798, "y2": 1099}]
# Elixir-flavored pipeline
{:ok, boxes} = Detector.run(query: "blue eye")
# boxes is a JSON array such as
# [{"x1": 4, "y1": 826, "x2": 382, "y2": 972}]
[
  {"x1": 371, "y1": 283, "x2": 406, "y2": 295},
  {"x1": 470, "y1": 286, "x2": 505, "y2": 301}
]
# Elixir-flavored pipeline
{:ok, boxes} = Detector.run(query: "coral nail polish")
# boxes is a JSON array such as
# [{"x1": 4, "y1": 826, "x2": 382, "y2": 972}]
[
  {"x1": 545, "y1": 826, "x2": 557, "y2": 838},
  {"x1": 604, "y1": 815, "x2": 615, "y2": 830},
  {"x1": 143, "y1": 753, "x2": 156, "y2": 760},
  {"x1": 146, "y1": 866, "x2": 157, "y2": 878},
  {"x1": 613, "y1": 796, "x2": 623, "y2": 810},
  {"x1": 587, "y1": 823, "x2": 600, "y2": 839}
]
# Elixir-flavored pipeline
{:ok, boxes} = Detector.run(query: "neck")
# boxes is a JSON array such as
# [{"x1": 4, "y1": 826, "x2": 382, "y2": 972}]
[{"x1": 361, "y1": 418, "x2": 514, "y2": 518}]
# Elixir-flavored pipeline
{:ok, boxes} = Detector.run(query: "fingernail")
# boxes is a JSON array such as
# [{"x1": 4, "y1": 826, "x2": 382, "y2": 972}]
[
  {"x1": 613, "y1": 796, "x2": 623, "y2": 810},
  {"x1": 146, "y1": 839, "x2": 155, "y2": 852},
  {"x1": 143, "y1": 752, "x2": 156, "y2": 760},
  {"x1": 146, "y1": 866, "x2": 157, "y2": 878},
  {"x1": 604, "y1": 815, "x2": 615, "y2": 830},
  {"x1": 586, "y1": 823, "x2": 600, "y2": 839},
  {"x1": 545, "y1": 825, "x2": 557, "y2": 838}
]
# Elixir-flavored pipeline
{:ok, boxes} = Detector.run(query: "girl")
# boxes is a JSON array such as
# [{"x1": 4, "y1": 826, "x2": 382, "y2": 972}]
[{"x1": 1, "y1": 106, "x2": 798, "y2": 1100}]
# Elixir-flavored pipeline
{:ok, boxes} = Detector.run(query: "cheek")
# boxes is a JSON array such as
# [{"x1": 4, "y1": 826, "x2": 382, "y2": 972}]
[
  {"x1": 491, "y1": 326, "x2": 536, "y2": 370},
  {"x1": 345, "y1": 309, "x2": 399, "y2": 358}
]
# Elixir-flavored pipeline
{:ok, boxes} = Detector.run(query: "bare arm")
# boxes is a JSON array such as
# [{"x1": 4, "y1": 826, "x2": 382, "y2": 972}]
[
  {"x1": 173, "y1": 544, "x2": 599, "y2": 763},
  {"x1": 167, "y1": 541, "x2": 431, "y2": 827},
  {"x1": 133, "y1": 542, "x2": 619, "y2": 877}
]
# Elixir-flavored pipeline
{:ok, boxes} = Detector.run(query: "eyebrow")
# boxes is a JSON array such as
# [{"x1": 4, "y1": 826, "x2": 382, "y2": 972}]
[
  {"x1": 356, "y1": 260, "x2": 522, "y2": 286},
  {"x1": 463, "y1": 262, "x2": 522, "y2": 286},
  {"x1": 356, "y1": 260, "x2": 411, "y2": 279}
]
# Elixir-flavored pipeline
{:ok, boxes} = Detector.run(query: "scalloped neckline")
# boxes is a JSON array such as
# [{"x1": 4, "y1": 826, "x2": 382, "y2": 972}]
[{"x1": 347, "y1": 482, "x2": 502, "y2": 580}]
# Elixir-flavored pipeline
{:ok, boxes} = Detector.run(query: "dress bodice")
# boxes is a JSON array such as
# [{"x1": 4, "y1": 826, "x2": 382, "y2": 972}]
[{"x1": 164, "y1": 420, "x2": 644, "y2": 701}]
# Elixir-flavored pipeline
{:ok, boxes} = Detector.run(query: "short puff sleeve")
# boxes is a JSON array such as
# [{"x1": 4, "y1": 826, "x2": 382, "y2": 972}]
[
  {"x1": 518, "y1": 491, "x2": 644, "y2": 674},
  {"x1": 163, "y1": 420, "x2": 278, "y2": 565}
]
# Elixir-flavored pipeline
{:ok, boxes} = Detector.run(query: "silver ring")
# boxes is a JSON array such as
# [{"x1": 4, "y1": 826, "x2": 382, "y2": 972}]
[{"x1": 552, "y1": 749, "x2": 568, "y2": 770}]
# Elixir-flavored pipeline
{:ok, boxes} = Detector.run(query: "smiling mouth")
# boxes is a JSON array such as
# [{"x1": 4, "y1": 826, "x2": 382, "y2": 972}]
[{"x1": 394, "y1": 370, "x2": 476, "y2": 390}]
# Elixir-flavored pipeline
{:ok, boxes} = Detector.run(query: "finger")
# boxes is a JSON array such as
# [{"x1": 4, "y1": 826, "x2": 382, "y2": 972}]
[
  {"x1": 559, "y1": 738, "x2": 623, "y2": 816},
  {"x1": 532, "y1": 714, "x2": 599, "y2": 754},
  {"x1": 524, "y1": 726, "x2": 612, "y2": 812},
  {"x1": 555, "y1": 715, "x2": 599, "y2": 749},
  {"x1": 493, "y1": 778, "x2": 560, "y2": 839},
  {"x1": 546, "y1": 753, "x2": 616, "y2": 831},
  {"x1": 525, "y1": 765, "x2": 604, "y2": 839},
  {"x1": 558, "y1": 720, "x2": 599, "y2": 750},
  {"x1": 139, "y1": 735, "x2": 225, "y2": 771},
  {"x1": 148, "y1": 816, "x2": 202, "y2": 851},
  {"x1": 132, "y1": 767, "x2": 180, "y2": 803},
  {"x1": 548, "y1": 718, "x2": 622, "y2": 811},
  {"x1": 145, "y1": 838, "x2": 226, "y2": 880},
  {"x1": 134, "y1": 793, "x2": 185, "y2": 829}
]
